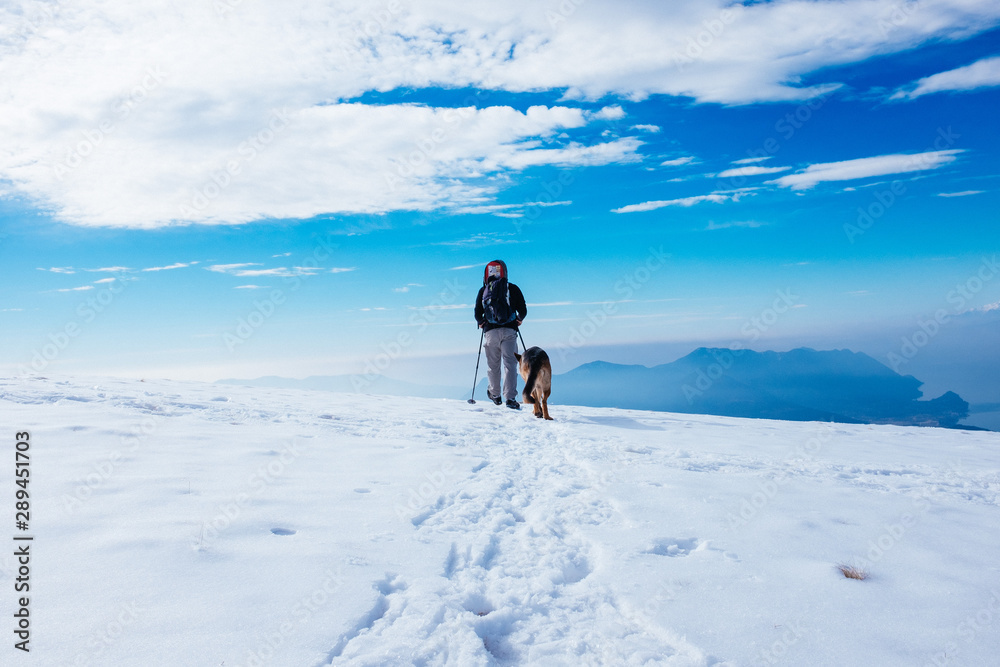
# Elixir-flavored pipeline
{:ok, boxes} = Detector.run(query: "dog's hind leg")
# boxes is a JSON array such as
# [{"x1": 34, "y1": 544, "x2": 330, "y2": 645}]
[
  {"x1": 541, "y1": 388, "x2": 552, "y2": 420},
  {"x1": 527, "y1": 388, "x2": 539, "y2": 417}
]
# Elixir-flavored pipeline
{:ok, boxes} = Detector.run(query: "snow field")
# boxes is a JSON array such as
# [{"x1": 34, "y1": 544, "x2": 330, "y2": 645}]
[{"x1": 1, "y1": 375, "x2": 998, "y2": 666}]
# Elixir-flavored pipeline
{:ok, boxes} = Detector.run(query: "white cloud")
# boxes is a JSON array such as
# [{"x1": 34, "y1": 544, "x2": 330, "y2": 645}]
[
  {"x1": 230, "y1": 268, "x2": 298, "y2": 278},
  {"x1": 452, "y1": 200, "x2": 572, "y2": 218},
  {"x1": 1, "y1": 0, "x2": 998, "y2": 228},
  {"x1": 4, "y1": 97, "x2": 636, "y2": 228},
  {"x1": 329, "y1": 267, "x2": 356, "y2": 274},
  {"x1": 937, "y1": 190, "x2": 984, "y2": 197},
  {"x1": 630, "y1": 124, "x2": 661, "y2": 133},
  {"x1": 660, "y1": 156, "x2": 697, "y2": 167},
  {"x1": 56, "y1": 286, "x2": 94, "y2": 292},
  {"x1": 770, "y1": 150, "x2": 964, "y2": 190},
  {"x1": 434, "y1": 232, "x2": 526, "y2": 247},
  {"x1": 39, "y1": 266, "x2": 130, "y2": 275},
  {"x1": 731, "y1": 157, "x2": 772, "y2": 165},
  {"x1": 207, "y1": 263, "x2": 322, "y2": 278},
  {"x1": 503, "y1": 0, "x2": 1000, "y2": 103},
  {"x1": 705, "y1": 220, "x2": 765, "y2": 230},
  {"x1": 234, "y1": 285, "x2": 265, "y2": 290},
  {"x1": 612, "y1": 191, "x2": 748, "y2": 213},
  {"x1": 142, "y1": 262, "x2": 194, "y2": 272},
  {"x1": 452, "y1": 204, "x2": 521, "y2": 216},
  {"x1": 407, "y1": 304, "x2": 470, "y2": 311},
  {"x1": 892, "y1": 56, "x2": 1000, "y2": 100},
  {"x1": 497, "y1": 138, "x2": 643, "y2": 170},
  {"x1": 715, "y1": 165, "x2": 791, "y2": 178},
  {"x1": 589, "y1": 106, "x2": 626, "y2": 121},
  {"x1": 208, "y1": 263, "x2": 259, "y2": 274}
]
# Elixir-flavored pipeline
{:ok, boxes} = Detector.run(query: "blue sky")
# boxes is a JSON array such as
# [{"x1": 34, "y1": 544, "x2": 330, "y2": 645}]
[{"x1": 1, "y1": 0, "x2": 999, "y2": 394}]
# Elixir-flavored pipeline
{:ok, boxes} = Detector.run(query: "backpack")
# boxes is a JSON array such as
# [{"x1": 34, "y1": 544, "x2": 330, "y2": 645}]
[{"x1": 482, "y1": 278, "x2": 516, "y2": 325}]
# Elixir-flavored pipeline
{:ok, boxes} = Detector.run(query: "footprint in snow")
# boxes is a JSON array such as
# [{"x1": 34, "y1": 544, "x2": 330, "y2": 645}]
[
  {"x1": 462, "y1": 592, "x2": 494, "y2": 617},
  {"x1": 270, "y1": 528, "x2": 296, "y2": 536},
  {"x1": 646, "y1": 537, "x2": 705, "y2": 557}
]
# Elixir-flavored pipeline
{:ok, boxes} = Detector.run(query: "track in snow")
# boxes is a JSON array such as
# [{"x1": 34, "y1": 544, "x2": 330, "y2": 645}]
[{"x1": 324, "y1": 409, "x2": 707, "y2": 666}]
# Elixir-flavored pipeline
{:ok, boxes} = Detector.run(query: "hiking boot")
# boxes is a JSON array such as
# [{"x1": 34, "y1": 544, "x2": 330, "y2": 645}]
[
  {"x1": 487, "y1": 390, "x2": 502, "y2": 406},
  {"x1": 506, "y1": 399, "x2": 520, "y2": 410}
]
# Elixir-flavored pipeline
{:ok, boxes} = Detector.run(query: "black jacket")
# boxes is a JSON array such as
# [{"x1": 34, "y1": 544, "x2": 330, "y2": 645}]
[{"x1": 475, "y1": 282, "x2": 527, "y2": 332}]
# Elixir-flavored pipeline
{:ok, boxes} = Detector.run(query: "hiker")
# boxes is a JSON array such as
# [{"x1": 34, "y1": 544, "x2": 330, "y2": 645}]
[{"x1": 475, "y1": 260, "x2": 527, "y2": 409}]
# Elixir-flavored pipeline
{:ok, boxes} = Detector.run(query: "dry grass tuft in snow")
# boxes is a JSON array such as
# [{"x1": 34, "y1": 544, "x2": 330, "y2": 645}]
[{"x1": 837, "y1": 563, "x2": 870, "y2": 581}]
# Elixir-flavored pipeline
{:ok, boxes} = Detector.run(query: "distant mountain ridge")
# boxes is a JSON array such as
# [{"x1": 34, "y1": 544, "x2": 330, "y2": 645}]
[{"x1": 554, "y1": 347, "x2": 971, "y2": 428}]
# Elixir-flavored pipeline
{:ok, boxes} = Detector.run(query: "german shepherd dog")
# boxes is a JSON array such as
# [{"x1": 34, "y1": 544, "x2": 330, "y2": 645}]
[{"x1": 514, "y1": 346, "x2": 553, "y2": 420}]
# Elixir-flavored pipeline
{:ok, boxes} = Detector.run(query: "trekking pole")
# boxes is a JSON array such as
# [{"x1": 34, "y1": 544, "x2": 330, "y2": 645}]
[{"x1": 467, "y1": 328, "x2": 485, "y2": 404}]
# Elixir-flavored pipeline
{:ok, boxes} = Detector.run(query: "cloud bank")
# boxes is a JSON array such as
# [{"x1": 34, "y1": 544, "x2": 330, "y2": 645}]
[{"x1": 1, "y1": 0, "x2": 998, "y2": 228}]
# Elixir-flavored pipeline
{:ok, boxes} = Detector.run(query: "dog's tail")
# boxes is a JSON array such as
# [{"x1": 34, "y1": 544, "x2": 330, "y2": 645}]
[
  {"x1": 522, "y1": 349, "x2": 544, "y2": 403},
  {"x1": 522, "y1": 362, "x2": 539, "y2": 403}
]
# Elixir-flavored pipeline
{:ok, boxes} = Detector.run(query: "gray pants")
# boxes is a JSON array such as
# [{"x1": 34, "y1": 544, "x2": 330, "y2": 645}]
[{"x1": 484, "y1": 327, "x2": 518, "y2": 401}]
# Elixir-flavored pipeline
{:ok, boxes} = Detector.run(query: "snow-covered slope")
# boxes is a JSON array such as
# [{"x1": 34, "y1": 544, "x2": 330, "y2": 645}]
[{"x1": 2, "y1": 375, "x2": 998, "y2": 666}]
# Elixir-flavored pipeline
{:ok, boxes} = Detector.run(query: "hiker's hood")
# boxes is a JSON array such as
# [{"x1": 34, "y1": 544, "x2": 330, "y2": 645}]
[{"x1": 483, "y1": 260, "x2": 508, "y2": 285}]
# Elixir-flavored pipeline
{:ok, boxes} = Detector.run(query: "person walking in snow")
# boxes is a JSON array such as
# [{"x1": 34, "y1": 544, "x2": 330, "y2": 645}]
[{"x1": 475, "y1": 260, "x2": 527, "y2": 409}]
